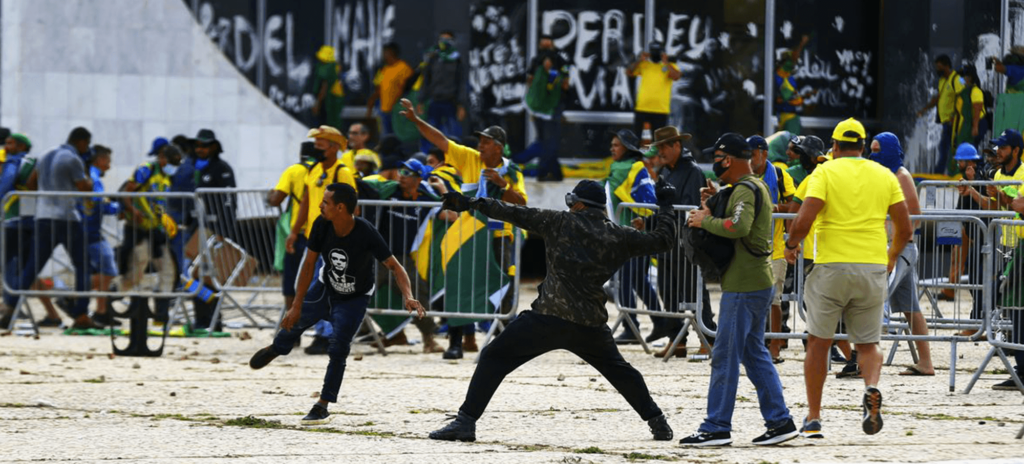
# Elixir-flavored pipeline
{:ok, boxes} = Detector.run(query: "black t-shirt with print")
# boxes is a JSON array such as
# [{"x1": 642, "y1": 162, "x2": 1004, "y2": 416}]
[{"x1": 307, "y1": 216, "x2": 393, "y2": 299}]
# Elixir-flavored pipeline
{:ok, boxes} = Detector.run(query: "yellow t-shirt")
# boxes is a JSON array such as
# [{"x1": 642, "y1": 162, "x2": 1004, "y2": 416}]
[
  {"x1": 274, "y1": 163, "x2": 309, "y2": 230},
  {"x1": 445, "y1": 142, "x2": 528, "y2": 237},
  {"x1": 303, "y1": 160, "x2": 357, "y2": 237},
  {"x1": 769, "y1": 167, "x2": 797, "y2": 260},
  {"x1": 955, "y1": 86, "x2": 987, "y2": 124},
  {"x1": 373, "y1": 60, "x2": 414, "y2": 112},
  {"x1": 803, "y1": 157, "x2": 905, "y2": 264},
  {"x1": 937, "y1": 71, "x2": 964, "y2": 124},
  {"x1": 632, "y1": 60, "x2": 679, "y2": 114},
  {"x1": 341, "y1": 148, "x2": 382, "y2": 172},
  {"x1": 994, "y1": 163, "x2": 1024, "y2": 246}
]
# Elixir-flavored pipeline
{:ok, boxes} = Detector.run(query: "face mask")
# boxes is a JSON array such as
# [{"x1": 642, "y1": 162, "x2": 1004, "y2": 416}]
[
  {"x1": 311, "y1": 148, "x2": 326, "y2": 163},
  {"x1": 163, "y1": 164, "x2": 179, "y2": 176},
  {"x1": 712, "y1": 159, "x2": 728, "y2": 178}
]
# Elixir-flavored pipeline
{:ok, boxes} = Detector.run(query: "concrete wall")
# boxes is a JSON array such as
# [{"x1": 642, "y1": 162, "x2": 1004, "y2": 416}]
[{"x1": 0, "y1": 0, "x2": 308, "y2": 188}]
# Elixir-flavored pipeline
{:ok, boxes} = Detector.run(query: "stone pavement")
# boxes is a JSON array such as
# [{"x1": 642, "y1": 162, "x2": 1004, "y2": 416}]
[{"x1": 1, "y1": 287, "x2": 1023, "y2": 463}]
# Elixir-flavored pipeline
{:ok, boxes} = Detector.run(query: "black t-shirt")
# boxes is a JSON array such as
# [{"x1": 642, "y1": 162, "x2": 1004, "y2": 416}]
[{"x1": 307, "y1": 216, "x2": 393, "y2": 299}]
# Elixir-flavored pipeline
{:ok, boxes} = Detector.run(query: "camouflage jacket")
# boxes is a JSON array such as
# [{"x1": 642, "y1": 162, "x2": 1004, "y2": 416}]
[{"x1": 472, "y1": 198, "x2": 677, "y2": 327}]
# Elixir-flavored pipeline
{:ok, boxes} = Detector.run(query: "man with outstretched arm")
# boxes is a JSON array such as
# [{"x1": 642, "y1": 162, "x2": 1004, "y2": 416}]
[
  {"x1": 248, "y1": 183, "x2": 424, "y2": 425},
  {"x1": 428, "y1": 179, "x2": 679, "y2": 442}
]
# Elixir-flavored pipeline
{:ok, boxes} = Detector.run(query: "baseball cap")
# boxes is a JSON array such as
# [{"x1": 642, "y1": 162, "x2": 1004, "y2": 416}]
[
  {"x1": 991, "y1": 129, "x2": 1024, "y2": 149},
  {"x1": 831, "y1": 118, "x2": 867, "y2": 143},
  {"x1": 954, "y1": 143, "x2": 981, "y2": 161},
  {"x1": 746, "y1": 135, "x2": 768, "y2": 151},
  {"x1": 149, "y1": 137, "x2": 169, "y2": 155},
  {"x1": 474, "y1": 126, "x2": 508, "y2": 147},
  {"x1": 400, "y1": 159, "x2": 426, "y2": 177},
  {"x1": 9, "y1": 133, "x2": 31, "y2": 150},
  {"x1": 707, "y1": 133, "x2": 753, "y2": 159}
]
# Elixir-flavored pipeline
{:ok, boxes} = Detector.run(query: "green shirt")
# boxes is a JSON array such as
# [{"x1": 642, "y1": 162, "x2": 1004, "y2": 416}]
[{"x1": 699, "y1": 174, "x2": 773, "y2": 292}]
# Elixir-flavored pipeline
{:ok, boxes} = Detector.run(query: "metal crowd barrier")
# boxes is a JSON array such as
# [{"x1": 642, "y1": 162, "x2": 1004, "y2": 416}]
[
  {"x1": 918, "y1": 180, "x2": 1022, "y2": 210},
  {"x1": 965, "y1": 218, "x2": 1024, "y2": 394},
  {"x1": 0, "y1": 191, "x2": 207, "y2": 354},
  {"x1": 357, "y1": 199, "x2": 522, "y2": 353},
  {"x1": 608, "y1": 202, "x2": 713, "y2": 362}
]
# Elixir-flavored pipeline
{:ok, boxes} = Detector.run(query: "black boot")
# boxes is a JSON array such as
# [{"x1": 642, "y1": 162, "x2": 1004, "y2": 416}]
[
  {"x1": 304, "y1": 336, "x2": 330, "y2": 355},
  {"x1": 443, "y1": 326, "x2": 464, "y2": 359},
  {"x1": 648, "y1": 414, "x2": 673, "y2": 441},
  {"x1": 428, "y1": 411, "x2": 476, "y2": 441}
]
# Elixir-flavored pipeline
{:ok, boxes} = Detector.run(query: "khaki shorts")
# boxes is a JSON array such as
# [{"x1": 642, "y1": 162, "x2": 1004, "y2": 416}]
[
  {"x1": 804, "y1": 263, "x2": 887, "y2": 344},
  {"x1": 771, "y1": 258, "x2": 787, "y2": 306}
]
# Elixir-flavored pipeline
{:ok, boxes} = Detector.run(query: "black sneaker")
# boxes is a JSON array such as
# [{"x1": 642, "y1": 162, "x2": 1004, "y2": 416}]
[
  {"x1": 862, "y1": 387, "x2": 883, "y2": 435},
  {"x1": 836, "y1": 361, "x2": 861, "y2": 379},
  {"x1": 91, "y1": 312, "x2": 121, "y2": 327},
  {"x1": 300, "y1": 403, "x2": 330, "y2": 425},
  {"x1": 678, "y1": 431, "x2": 731, "y2": 447},
  {"x1": 648, "y1": 415, "x2": 673, "y2": 441},
  {"x1": 752, "y1": 418, "x2": 798, "y2": 446},
  {"x1": 614, "y1": 330, "x2": 642, "y2": 345},
  {"x1": 830, "y1": 346, "x2": 847, "y2": 363},
  {"x1": 992, "y1": 378, "x2": 1024, "y2": 391},
  {"x1": 38, "y1": 317, "x2": 62, "y2": 328},
  {"x1": 249, "y1": 346, "x2": 279, "y2": 370},
  {"x1": 304, "y1": 336, "x2": 330, "y2": 355},
  {"x1": 442, "y1": 345, "x2": 463, "y2": 360},
  {"x1": 799, "y1": 417, "x2": 824, "y2": 439},
  {"x1": 644, "y1": 325, "x2": 681, "y2": 344},
  {"x1": 428, "y1": 412, "x2": 476, "y2": 442}
]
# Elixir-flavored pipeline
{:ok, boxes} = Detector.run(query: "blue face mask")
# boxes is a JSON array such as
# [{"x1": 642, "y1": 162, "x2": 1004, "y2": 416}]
[
  {"x1": 195, "y1": 158, "x2": 210, "y2": 171},
  {"x1": 869, "y1": 132, "x2": 904, "y2": 174}
]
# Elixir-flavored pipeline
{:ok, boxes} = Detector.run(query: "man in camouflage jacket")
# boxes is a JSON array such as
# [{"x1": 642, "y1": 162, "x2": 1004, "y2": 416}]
[{"x1": 428, "y1": 179, "x2": 679, "y2": 442}]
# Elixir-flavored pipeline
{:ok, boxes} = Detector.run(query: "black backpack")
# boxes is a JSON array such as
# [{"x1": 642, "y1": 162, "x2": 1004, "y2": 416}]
[{"x1": 682, "y1": 180, "x2": 770, "y2": 283}]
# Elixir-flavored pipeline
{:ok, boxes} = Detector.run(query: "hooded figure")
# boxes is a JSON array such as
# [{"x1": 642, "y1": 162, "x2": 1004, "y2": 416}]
[{"x1": 870, "y1": 132, "x2": 904, "y2": 174}]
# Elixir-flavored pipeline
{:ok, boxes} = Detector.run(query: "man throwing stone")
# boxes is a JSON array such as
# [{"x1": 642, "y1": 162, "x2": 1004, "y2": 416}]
[
  {"x1": 785, "y1": 118, "x2": 912, "y2": 437},
  {"x1": 428, "y1": 179, "x2": 679, "y2": 442}
]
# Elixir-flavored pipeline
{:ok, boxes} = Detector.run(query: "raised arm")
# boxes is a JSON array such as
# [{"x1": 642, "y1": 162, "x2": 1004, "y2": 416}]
[
  {"x1": 397, "y1": 98, "x2": 449, "y2": 152},
  {"x1": 471, "y1": 197, "x2": 559, "y2": 237}
]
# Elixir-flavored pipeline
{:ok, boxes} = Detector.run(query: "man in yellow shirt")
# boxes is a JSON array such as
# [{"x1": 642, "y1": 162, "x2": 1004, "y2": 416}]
[
  {"x1": 627, "y1": 42, "x2": 681, "y2": 137},
  {"x1": 399, "y1": 97, "x2": 527, "y2": 359},
  {"x1": 785, "y1": 118, "x2": 912, "y2": 438},
  {"x1": 268, "y1": 141, "x2": 316, "y2": 316},
  {"x1": 285, "y1": 126, "x2": 358, "y2": 354},
  {"x1": 367, "y1": 43, "x2": 414, "y2": 136},
  {"x1": 917, "y1": 55, "x2": 963, "y2": 173}
]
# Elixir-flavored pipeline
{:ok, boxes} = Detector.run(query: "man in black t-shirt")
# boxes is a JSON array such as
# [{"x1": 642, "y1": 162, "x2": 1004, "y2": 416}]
[{"x1": 249, "y1": 183, "x2": 424, "y2": 425}]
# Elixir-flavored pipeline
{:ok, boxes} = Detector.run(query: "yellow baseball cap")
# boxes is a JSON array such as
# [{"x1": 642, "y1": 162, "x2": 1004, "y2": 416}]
[{"x1": 831, "y1": 117, "x2": 867, "y2": 143}]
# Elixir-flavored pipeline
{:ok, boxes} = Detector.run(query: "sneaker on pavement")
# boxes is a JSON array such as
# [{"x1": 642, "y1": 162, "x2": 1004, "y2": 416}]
[
  {"x1": 799, "y1": 417, "x2": 824, "y2": 439},
  {"x1": 38, "y1": 317, "x2": 63, "y2": 328},
  {"x1": 862, "y1": 387, "x2": 884, "y2": 435},
  {"x1": 830, "y1": 345, "x2": 847, "y2": 363},
  {"x1": 300, "y1": 403, "x2": 331, "y2": 426},
  {"x1": 678, "y1": 431, "x2": 731, "y2": 447},
  {"x1": 428, "y1": 412, "x2": 476, "y2": 442},
  {"x1": 836, "y1": 361, "x2": 861, "y2": 379},
  {"x1": 614, "y1": 330, "x2": 642, "y2": 345},
  {"x1": 442, "y1": 345, "x2": 463, "y2": 360},
  {"x1": 753, "y1": 418, "x2": 798, "y2": 445},
  {"x1": 992, "y1": 378, "x2": 1024, "y2": 391},
  {"x1": 304, "y1": 336, "x2": 330, "y2": 355},
  {"x1": 249, "y1": 346, "x2": 279, "y2": 370},
  {"x1": 91, "y1": 312, "x2": 121, "y2": 327},
  {"x1": 648, "y1": 415, "x2": 673, "y2": 441}
]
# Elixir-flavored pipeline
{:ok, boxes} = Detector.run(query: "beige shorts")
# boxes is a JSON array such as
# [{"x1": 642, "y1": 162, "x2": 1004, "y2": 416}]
[
  {"x1": 804, "y1": 263, "x2": 887, "y2": 344},
  {"x1": 771, "y1": 258, "x2": 787, "y2": 305}
]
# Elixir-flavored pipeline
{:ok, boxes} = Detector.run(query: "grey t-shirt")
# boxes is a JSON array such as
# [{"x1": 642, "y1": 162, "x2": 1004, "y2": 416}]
[{"x1": 35, "y1": 144, "x2": 88, "y2": 221}]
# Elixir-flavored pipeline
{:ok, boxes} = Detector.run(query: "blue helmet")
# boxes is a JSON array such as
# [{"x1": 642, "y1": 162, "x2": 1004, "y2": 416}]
[{"x1": 954, "y1": 142, "x2": 981, "y2": 161}]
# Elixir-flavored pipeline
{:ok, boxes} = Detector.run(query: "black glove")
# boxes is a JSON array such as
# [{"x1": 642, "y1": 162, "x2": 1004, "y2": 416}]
[
  {"x1": 442, "y1": 192, "x2": 472, "y2": 213},
  {"x1": 654, "y1": 179, "x2": 677, "y2": 211}
]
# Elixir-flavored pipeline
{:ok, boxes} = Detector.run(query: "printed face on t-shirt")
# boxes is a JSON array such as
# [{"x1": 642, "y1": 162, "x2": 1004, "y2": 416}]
[{"x1": 327, "y1": 249, "x2": 356, "y2": 294}]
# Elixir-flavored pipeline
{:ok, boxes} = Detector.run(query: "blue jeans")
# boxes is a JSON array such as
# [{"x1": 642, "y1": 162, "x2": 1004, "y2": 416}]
[
  {"x1": 533, "y1": 116, "x2": 562, "y2": 178},
  {"x1": 381, "y1": 109, "x2": 395, "y2": 135},
  {"x1": 701, "y1": 287, "x2": 791, "y2": 433},
  {"x1": 934, "y1": 122, "x2": 953, "y2": 174},
  {"x1": 618, "y1": 256, "x2": 667, "y2": 330},
  {"x1": 271, "y1": 279, "x2": 368, "y2": 402},
  {"x1": 423, "y1": 101, "x2": 461, "y2": 152},
  {"x1": 5, "y1": 219, "x2": 90, "y2": 317}
]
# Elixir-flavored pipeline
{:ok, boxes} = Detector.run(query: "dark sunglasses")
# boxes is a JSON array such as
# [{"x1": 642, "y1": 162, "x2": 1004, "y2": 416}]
[{"x1": 399, "y1": 168, "x2": 419, "y2": 178}]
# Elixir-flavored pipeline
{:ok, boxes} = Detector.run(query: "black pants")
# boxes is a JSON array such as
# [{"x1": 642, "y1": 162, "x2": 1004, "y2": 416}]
[
  {"x1": 634, "y1": 111, "x2": 668, "y2": 137},
  {"x1": 459, "y1": 311, "x2": 663, "y2": 421}
]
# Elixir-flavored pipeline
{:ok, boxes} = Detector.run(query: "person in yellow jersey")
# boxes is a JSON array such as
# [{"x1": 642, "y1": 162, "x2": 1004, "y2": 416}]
[
  {"x1": 916, "y1": 55, "x2": 963, "y2": 174},
  {"x1": 785, "y1": 118, "x2": 912, "y2": 438},
  {"x1": 628, "y1": 42, "x2": 681, "y2": 137},
  {"x1": 399, "y1": 97, "x2": 527, "y2": 359},
  {"x1": 286, "y1": 126, "x2": 357, "y2": 354},
  {"x1": 119, "y1": 143, "x2": 182, "y2": 325},
  {"x1": 747, "y1": 135, "x2": 795, "y2": 363},
  {"x1": 269, "y1": 141, "x2": 317, "y2": 319},
  {"x1": 340, "y1": 122, "x2": 381, "y2": 174},
  {"x1": 367, "y1": 42, "x2": 414, "y2": 135}
]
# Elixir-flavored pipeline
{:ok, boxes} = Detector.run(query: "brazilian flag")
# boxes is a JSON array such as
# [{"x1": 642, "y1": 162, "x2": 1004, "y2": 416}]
[{"x1": 440, "y1": 210, "x2": 510, "y2": 327}]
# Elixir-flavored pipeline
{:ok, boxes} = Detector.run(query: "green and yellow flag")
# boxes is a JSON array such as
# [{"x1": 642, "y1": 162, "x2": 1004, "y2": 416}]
[{"x1": 440, "y1": 210, "x2": 510, "y2": 327}]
